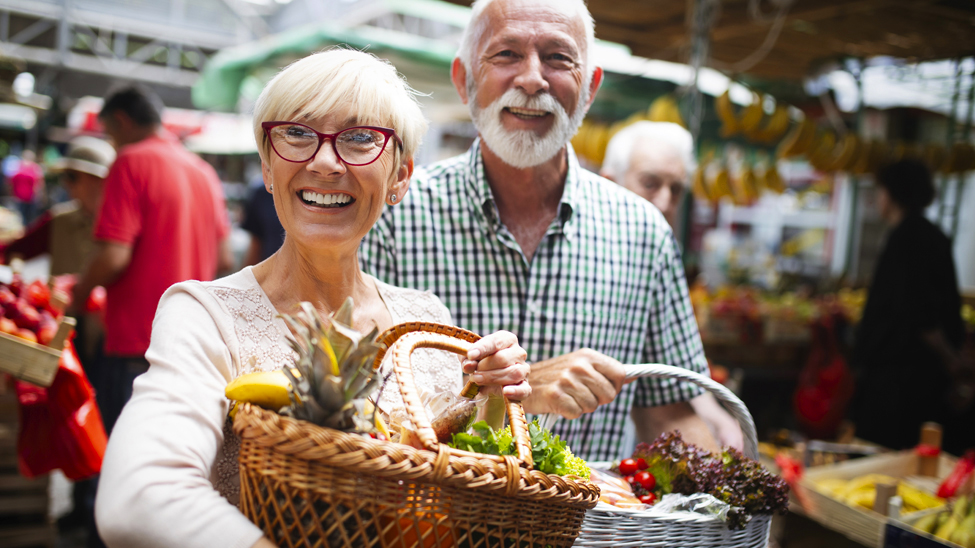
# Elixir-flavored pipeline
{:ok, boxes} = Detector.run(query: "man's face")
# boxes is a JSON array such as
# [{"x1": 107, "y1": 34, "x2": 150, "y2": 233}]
[
  {"x1": 620, "y1": 140, "x2": 687, "y2": 227},
  {"x1": 464, "y1": 0, "x2": 593, "y2": 168}
]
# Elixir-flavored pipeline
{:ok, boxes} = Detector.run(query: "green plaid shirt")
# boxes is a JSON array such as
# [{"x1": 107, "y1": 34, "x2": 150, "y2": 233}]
[{"x1": 360, "y1": 140, "x2": 706, "y2": 461}]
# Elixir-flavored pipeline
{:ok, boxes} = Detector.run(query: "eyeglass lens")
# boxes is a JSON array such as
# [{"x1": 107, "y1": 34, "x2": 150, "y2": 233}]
[{"x1": 268, "y1": 124, "x2": 388, "y2": 165}]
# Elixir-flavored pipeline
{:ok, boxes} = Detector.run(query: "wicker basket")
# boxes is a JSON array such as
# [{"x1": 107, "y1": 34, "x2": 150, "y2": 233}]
[
  {"x1": 234, "y1": 322, "x2": 600, "y2": 548},
  {"x1": 563, "y1": 363, "x2": 773, "y2": 548}
]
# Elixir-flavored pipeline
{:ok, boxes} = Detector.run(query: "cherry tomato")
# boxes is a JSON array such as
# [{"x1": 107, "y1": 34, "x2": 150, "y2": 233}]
[
  {"x1": 636, "y1": 457, "x2": 649, "y2": 470},
  {"x1": 635, "y1": 471, "x2": 656, "y2": 491},
  {"x1": 639, "y1": 493, "x2": 657, "y2": 505},
  {"x1": 624, "y1": 475, "x2": 636, "y2": 487},
  {"x1": 618, "y1": 458, "x2": 638, "y2": 476}
]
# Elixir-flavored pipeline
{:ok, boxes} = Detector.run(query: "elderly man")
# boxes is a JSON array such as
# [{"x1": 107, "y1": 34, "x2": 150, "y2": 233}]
[
  {"x1": 602, "y1": 121, "x2": 744, "y2": 450},
  {"x1": 362, "y1": 0, "x2": 726, "y2": 460}
]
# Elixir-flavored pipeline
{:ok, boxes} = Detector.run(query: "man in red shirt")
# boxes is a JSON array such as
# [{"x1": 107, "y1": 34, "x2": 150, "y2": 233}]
[{"x1": 74, "y1": 85, "x2": 232, "y2": 434}]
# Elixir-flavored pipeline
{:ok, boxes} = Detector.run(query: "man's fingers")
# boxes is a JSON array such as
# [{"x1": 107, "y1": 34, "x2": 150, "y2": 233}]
[
  {"x1": 501, "y1": 380, "x2": 531, "y2": 401},
  {"x1": 472, "y1": 361, "x2": 530, "y2": 386},
  {"x1": 587, "y1": 351, "x2": 627, "y2": 391},
  {"x1": 474, "y1": 347, "x2": 527, "y2": 372}
]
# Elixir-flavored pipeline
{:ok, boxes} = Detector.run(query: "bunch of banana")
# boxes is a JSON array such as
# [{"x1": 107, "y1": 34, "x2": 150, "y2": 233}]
[
  {"x1": 762, "y1": 165, "x2": 786, "y2": 194},
  {"x1": 822, "y1": 133, "x2": 862, "y2": 173},
  {"x1": 749, "y1": 104, "x2": 790, "y2": 144},
  {"x1": 738, "y1": 92, "x2": 767, "y2": 137},
  {"x1": 913, "y1": 492, "x2": 975, "y2": 547},
  {"x1": 806, "y1": 131, "x2": 838, "y2": 172},
  {"x1": 815, "y1": 474, "x2": 946, "y2": 514},
  {"x1": 647, "y1": 94, "x2": 685, "y2": 127},
  {"x1": 943, "y1": 142, "x2": 975, "y2": 174},
  {"x1": 731, "y1": 165, "x2": 760, "y2": 205},
  {"x1": 710, "y1": 167, "x2": 734, "y2": 202},
  {"x1": 692, "y1": 164, "x2": 713, "y2": 202},
  {"x1": 715, "y1": 89, "x2": 739, "y2": 138},
  {"x1": 777, "y1": 117, "x2": 816, "y2": 158}
]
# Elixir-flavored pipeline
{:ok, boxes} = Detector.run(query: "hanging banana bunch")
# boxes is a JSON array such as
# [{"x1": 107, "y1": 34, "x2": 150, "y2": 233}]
[
  {"x1": 692, "y1": 163, "x2": 713, "y2": 202},
  {"x1": 647, "y1": 94, "x2": 686, "y2": 127},
  {"x1": 807, "y1": 131, "x2": 838, "y2": 172},
  {"x1": 777, "y1": 117, "x2": 816, "y2": 158},
  {"x1": 822, "y1": 133, "x2": 862, "y2": 173},
  {"x1": 715, "y1": 89, "x2": 739, "y2": 138},
  {"x1": 738, "y1": 92, "x2": 767, "y2": 139},
  {"x1": 710, "y1": 166, "x2": 734, "y2": 202},
  {"x1": 762, "y1": 164, "x2": 786, "y2": 194},
  {"x1": 752, "y1": 104, "x2": 790, "y2": 144}
]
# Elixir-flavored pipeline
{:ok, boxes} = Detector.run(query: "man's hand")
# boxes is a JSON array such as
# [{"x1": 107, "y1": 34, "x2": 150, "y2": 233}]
[
  {"x1": 463, "y1": 330, "x2": 531, "y2": 401},
  {"x1": 690, "y1": 393, "x2": 744, "y2": 451},
  {"x1": 520, "y1": 348, "x2": 627, "y2": 418},
  {"x1": 632, "y1": 402, "x2": 721, "y2": 454}
]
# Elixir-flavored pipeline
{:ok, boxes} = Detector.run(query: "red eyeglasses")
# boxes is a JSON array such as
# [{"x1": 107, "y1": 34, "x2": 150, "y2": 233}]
[{"x1": 262, "y1": 122, "x2": 403, "y2": 166}]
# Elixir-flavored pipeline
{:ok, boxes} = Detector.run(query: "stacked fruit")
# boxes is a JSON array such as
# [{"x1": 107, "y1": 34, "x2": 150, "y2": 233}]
[
  {"x1": 0, "y1": 275, "x2": 65, "y2": 346},
  {"x1": 912, "y1": 493, "x2": 975, "y2": 548},
  {"x1": 815, "y1": 473, "x2": 946, "y2": 514}
]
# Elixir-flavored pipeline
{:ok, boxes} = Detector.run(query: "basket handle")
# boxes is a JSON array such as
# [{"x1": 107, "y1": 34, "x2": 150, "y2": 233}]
[
  {"x1": 390, "y1": 329, "x2": 534, "y2": 469},
  {"x1": 538, "y1": 363, "x2": 759, "y2": 460}
]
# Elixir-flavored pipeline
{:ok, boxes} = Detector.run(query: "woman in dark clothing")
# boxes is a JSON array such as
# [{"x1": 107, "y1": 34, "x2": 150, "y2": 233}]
[{"x1": 852, "y1": 159, "x2": 972, "y2": 455}]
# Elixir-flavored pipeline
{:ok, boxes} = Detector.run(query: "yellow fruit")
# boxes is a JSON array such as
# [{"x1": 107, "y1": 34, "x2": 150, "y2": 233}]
[
  {"x1": 752, "y1": 104, "x2": 790, "y2": 143},
  {"x1": 715, "y1": 90, "x2": 739, "y2": 137},
  {"x1": 763, "y1": 165, "x2": 786, "y2": 194},
  {"x1": 711, "y1": 168, "x2": 733, "y2": 201},
  {"x1": 913, "y1": 511, "x2": 942, "y2": 534},
  {"x1": 692, "y1": 164, "x2": 713, "y2": 202},
  {"x1": 225, "y1": 369, "x2": 295, "y2": 411},
  {"x1": 816, "y1": 478, "x2": 848, "y2": 497},
  {"x1": 648, "y1": 95, "x2": 685, "y2": 127},
  {"x1": 898, "y1": 483, "x2": 945, "y2": 512},
  {"x1": 777, "y1": 117, "x2": 816, "y2": 158},
  {"x1": 739, "y1": 92, "x2": 766, "y2": 133},
  {"x1": 807, "y1": 131, "x2": 837, "y2": 172}
]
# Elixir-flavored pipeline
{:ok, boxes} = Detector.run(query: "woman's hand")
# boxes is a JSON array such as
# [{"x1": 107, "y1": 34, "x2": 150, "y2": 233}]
[{"x1": 463, "y1": 331, "x2": 531, "y2": 401}]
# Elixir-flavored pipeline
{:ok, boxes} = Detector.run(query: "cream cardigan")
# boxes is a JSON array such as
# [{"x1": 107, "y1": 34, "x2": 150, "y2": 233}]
[{"x1": 95, "y1": 266, "x2": 460, "y2": 548}]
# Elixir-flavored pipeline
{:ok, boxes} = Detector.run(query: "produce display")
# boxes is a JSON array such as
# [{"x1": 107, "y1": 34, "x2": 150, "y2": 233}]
[
  {"x1": 911, "y1": 492, "x2": 975, "y2": 548},
  {"x1": 0, "y1": 274, "x2": 70, "y2": 345},
  {"x1": 602, "y1": 431, "x2": 789, "y2": 529},
  {"x1": 813, "y1": 473, "x2": 945, "y2": 514}
]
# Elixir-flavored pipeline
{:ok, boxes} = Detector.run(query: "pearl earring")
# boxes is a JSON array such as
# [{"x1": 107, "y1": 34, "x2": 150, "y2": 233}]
[
  {"x1": 389, "y1": 193, "x2": 397, "y2": 203},
  {"x1": 269, "y1": 184, "x2": 274, "y2": 192}
]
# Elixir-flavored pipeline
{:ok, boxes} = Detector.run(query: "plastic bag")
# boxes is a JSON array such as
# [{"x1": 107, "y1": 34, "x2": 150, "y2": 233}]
[
  {"x1": 16, "y1": 339, "x2": 107, "y2": 480},
  {"x1": 646, "y1": 493, "x2": 735, "y2": 523},
  {"x1": 390, "y1": 388, "x2": 488, "y2": 448}
]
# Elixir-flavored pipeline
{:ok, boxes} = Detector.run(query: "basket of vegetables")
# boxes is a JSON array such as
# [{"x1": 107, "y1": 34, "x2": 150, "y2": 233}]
[
  {"x1": 568, "y1": 363, "x2": 789, "y2": 548},
  {"x1": 231, "y1": 304, "x2": 599, "y2": 548}
]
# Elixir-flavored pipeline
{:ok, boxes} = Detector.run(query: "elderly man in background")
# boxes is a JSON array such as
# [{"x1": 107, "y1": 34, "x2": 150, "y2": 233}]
[
  {"x1": 362, "y1": 0, "x2": 738, "y2": 460},
  {"x1": 602, "y1": 121, "x2": 744, "y2": 450}
]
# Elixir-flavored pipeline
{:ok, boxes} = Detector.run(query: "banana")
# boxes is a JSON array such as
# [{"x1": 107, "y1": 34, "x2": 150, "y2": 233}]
[
  {"x1": 738, "y1": 92, "x2": 766, "y2": 134},
  {"x1": 777, "y1": 117, "x2": 816, "y2": 158},
  {"x1": 225, "y1": 369, "x2": 295, "y2": 411},
  {"x1": 648, "y1": 94, "x2": 685, "y2": 127},
  {"x1": 739, "y1": 165, "x2": 760, "y2": 202},
  {"x1": 824, "y1": 133, "x2": 861, "y2": 172},
  {"x1": 692, "y1": 164, "x2": 713, "y2": 202},
  {"x1": 816, "y1": 478, "x2": 848, "y2": 497},
  {"x1": 715, "y1": 89, "x2": 739, "y2": 137},
  {"x1": 807, "y1": 131, "x2": 837, "y2": 172},
  {"x1": 753, "y1": 104, "x2": 790, "y2": 143},
  {"x1": 898, "y1": 483, "x2": 946, "y2": 512},
  {"x1": 950, "y1": 514, "x2": 975, "y2": 548},
  {"x1": 914, "y1": 511, "x2": 942, "y2": 534},
  {"x1": 845, "y1": 487, "x2": 877, "y2": 509},
  {"x1": 711, "y1": 167, "x2": 733, "y2": 202},
  {"x1": 763, "y1": 165, "x2": 786, "y2": 194}
]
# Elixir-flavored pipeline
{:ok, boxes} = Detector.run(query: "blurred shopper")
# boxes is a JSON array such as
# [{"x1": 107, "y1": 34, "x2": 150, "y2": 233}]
[
  {"x1": 7, "y1": 149, "x2": 44, "y2": 225},
  {"x1": 852, "y1": 159, "x2": 973, "y2": 455},
  {"x1": 362, "y1": 0, "x2": 727, "y2": 460},
  {"x1": 240, "y1": 175, "x2": 284, "y2": 266},
  {"x1": 601, "y1": 121, "x2": 744, "y2": 451},
  {"x1": 73, "y1": 84, "x2": 233, "y2": 438},
  {"x1": 1, "y1": 137, "x2": 114, "y2": 275}
]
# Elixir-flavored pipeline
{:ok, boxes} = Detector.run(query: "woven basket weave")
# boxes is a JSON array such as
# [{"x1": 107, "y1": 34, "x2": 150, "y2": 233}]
[
  {"x1": 234, "y1": 322, "x2": 599, "y2": 548},
  {"x1": 561, "y1": 363, "x2": 774, "y2": 548}
]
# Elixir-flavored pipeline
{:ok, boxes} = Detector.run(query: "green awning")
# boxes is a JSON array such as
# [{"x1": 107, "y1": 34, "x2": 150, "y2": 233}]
[{"x1": 192, "y1": 1, "x2": 466, "y2": 111}]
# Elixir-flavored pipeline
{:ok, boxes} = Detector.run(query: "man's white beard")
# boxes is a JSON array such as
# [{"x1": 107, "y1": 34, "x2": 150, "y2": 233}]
[{"x1": 468, "y1": 76, "x2": 589, "y2": 169}]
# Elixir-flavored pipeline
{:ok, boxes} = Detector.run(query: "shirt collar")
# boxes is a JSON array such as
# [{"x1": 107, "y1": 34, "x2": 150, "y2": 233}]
[{"x1": 465, "y1": 138, "x2": 581, "y2": 235}]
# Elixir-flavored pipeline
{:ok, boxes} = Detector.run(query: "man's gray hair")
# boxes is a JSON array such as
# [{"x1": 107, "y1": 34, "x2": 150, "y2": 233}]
[
  {"x1": 456, "y1": 0, "x2": 596, "y2": 77},
  {"x1": 602, "y1": 121, "x2": 696, "y2": 182}
]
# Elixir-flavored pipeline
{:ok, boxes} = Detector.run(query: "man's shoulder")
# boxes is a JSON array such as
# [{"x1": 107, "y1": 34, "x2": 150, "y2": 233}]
[{"x1": 413, "y1": 153, "x2": 471, "y2": 190}]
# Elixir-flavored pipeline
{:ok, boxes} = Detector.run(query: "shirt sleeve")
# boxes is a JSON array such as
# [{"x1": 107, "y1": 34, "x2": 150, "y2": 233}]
[
  {"x1": 633, "y1": 229, "x2": 708, "y2": 408},
  {"x1": 94, "y1": 155, "x2": 142, "y2": 245},
  {"x1": 95, "y1": 284, "x2": 264, "y2": 548}
]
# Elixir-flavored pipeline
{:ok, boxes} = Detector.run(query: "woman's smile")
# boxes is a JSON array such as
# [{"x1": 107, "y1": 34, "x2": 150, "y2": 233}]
[{"x1": 297, "y1": 188, "x2": 356, "y2": 209}]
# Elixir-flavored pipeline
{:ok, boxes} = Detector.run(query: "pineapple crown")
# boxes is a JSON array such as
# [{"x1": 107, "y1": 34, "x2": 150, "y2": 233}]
[{"x1": 279, "y1": 298, "x2": 384, "y2": 432}]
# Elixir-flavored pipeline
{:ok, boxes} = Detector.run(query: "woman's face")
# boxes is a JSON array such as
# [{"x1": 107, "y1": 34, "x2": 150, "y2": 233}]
[{"x1": 261, "y1": 111, "x2": 410, "y2": 255}]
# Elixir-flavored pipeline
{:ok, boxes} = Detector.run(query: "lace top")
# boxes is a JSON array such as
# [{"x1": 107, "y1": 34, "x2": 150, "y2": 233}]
[{"x1": 203, "y1": 268, "x2": 461, "y2": 505}]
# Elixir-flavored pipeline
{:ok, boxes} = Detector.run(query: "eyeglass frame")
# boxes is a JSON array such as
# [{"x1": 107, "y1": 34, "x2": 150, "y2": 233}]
[{"x1": 261, "y1": 121, "x2": 404, "y2": 166}]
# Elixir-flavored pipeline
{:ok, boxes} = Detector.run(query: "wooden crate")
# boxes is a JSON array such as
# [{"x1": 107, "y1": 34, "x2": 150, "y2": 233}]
[
  {"x1": 798, "y1": 451, "x2": 957, "y2": 548},
  {"x1": 0, "y1": 318, "x2": 75, "y2": 387}
]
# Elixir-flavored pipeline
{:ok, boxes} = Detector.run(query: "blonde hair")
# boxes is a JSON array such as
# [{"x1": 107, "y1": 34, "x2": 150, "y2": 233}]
[
  {"x1": 457, "y1": 0, "x2": 596, "y2": 77},
  {"x1": 252, "y1": 48, "x2": 428, "y2": 165}
]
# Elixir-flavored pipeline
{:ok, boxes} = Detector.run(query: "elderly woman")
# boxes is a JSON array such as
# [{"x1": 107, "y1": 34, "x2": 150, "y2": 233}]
[{"x1": 95, "y1": 49, "x2": 530, "y2": 548}]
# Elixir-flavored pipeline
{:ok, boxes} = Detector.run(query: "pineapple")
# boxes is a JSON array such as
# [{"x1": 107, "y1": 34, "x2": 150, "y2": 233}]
[{"x1": 279, "y1": 297, "x2": 384, "y2": 433}]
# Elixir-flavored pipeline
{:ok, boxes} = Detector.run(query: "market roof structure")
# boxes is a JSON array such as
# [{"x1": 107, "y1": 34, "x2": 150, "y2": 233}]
[{"x1": 443, "y1": 0, "x2": 975, "y2": 82}]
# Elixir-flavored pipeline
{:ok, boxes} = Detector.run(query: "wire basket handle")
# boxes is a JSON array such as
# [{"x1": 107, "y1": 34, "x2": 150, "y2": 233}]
[
  {"x1": 388, "y1": 327, "x2": 534, "y2": 469},
  {"x1": 540, "y1": 363, "x2": 759, "y2": 460}
]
